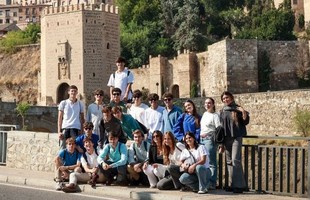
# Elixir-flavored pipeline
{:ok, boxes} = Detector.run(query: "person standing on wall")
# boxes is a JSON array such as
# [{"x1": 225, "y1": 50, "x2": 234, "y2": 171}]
[
  {"x1": 200, "y1": 97, "x2": 221, "y2": 190},
  {"x1": 58, "y1": 85, "x2": 85, "y2": 149},
  {"x1": 219, "y1": 91, "x2": 249, "y2": 193},
  {"x1": 162, "y1": 92, "x2": 182, "y2": 134},
  {"x1": 107, "y1": 56, "x2": 134, "y2": 103}
]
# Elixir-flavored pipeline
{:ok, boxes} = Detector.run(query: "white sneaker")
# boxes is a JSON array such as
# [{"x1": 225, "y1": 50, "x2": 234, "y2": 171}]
[
  {"x1": 149, "y1": 185, "x2": 156, "y2": 188},
  {"x1": 55, "y1": 182, "x2": 63, "y2": 191},
  {"x1": 198, "y1": 189, "x2": 208, "y2": 194}
]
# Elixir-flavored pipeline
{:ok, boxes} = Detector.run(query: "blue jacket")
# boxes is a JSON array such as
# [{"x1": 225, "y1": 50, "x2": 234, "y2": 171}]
[
  {"x1": 163, "y1": 105, "x2": 183, "y2": 134},
  {"x1": 173, "y1": 113, "x2": 201, "y2": 142}
]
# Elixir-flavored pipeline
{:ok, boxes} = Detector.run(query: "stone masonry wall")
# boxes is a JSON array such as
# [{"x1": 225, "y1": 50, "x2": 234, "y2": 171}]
[{"x1": 6, "y1": 131, "x2": 59, "y2": 172}]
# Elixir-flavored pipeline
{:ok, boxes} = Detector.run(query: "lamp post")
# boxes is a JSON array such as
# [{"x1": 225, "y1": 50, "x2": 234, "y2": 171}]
[{"x1": 156, "y1": 82, "x2": 159, "y2": 94}]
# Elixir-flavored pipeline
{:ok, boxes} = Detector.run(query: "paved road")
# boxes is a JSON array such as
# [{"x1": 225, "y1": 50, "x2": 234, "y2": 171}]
[{"x1": 0, "y1": 183, "x2": 127, "y2": 200}]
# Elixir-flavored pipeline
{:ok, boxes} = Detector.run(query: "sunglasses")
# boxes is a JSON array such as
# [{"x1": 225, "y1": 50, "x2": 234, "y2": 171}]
[
  {"x1": 149, "y1": 99, "x2": 157, "y2": 102},
  {"x1": 95, "y1": 94, "x2": 103, "y2": 96},
  {"x1": 84, "y1": 127, "x2": 93, "y2": 130},
  {"x1": 153, "y1": 135, "x2": 160, "y2": 138},
  {"x1": 164, "y1": 98, "x2": 172, "y2": 102},
  {"x1": 113, "y1": 93, "x2": 120, "y2": 96}
]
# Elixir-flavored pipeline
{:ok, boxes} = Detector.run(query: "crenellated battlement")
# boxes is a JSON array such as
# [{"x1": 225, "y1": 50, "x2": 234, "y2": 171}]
[{"x1": 43, "y1": 3, "x2": 118, "y2": 16}]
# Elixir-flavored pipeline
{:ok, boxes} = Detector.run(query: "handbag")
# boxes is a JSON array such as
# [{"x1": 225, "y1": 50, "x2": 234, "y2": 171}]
[
  {"x1": 214, "y1": 125, "x2": 225, "y2": 144},
  {"x1": 180, "y1": 149, "x2": 196, "y2": 173}
]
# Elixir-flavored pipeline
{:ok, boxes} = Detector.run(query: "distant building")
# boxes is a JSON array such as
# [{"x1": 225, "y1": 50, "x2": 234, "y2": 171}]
[{"x1": 0, "y1": 22, "x2": 20, "y2": 36}]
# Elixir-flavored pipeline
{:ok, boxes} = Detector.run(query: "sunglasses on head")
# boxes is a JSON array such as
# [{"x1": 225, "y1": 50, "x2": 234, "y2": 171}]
[
  {"x1": 164, "y1": 98, "x2": 172, "y2": 102},
  {"x1": 113, "y1": 93, "x2": 120, "y2": 96}
]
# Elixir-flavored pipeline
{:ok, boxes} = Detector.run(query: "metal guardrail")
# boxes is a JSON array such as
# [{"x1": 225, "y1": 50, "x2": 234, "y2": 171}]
[
  {"x1": 218, "y1": 136, "x2": 310, "y2": 198},
  {"x1": 0, "y1": 124, "x2": 18, "y2": 165}
]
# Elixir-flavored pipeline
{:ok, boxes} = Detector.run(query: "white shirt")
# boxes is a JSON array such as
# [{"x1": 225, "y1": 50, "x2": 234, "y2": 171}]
[
  {"x1": 107, "y1": 69, "x2": 134, "y2": 100},
  {"x1": 81, "y1": 151, "x2": 98, "y2": 169},
  {"x1": 86, "y1": 103, "x2": 104, "y2": 135},
  {"x1": 144, "y1": 106, "x2": 165, "y2": 140},
  {"x1": 180, "y1": 145, "x2": 210, "y2": 169},
  {"x1": 58, "y1": 99, "x2": 84, "y2": 130},
  {"x1": 128, "y1": 103, "x2": 149, "y2": 125},
  {"x1": 200, "y1": 111, "x2": 220, "y2": 138},
  {"x1": 169, "y1": 142, "x2": 185, "y2": 165}
]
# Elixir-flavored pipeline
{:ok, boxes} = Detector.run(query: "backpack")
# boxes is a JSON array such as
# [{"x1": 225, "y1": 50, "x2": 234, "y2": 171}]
[{"x1": 113, "y1": 70, "x2": 131, "y2": 78}]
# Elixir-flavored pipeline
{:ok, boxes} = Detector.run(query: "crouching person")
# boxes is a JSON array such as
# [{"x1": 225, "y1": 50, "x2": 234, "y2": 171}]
[
  {"x1": 54, "y1": 138, "x2": 81, "y2": 191},
  {"x1": 97, "y1": 131, "x2": 128, "y2": 186},
  {"x1": 127, "y1": 130, "x2": 150, "y2": 186},
  {"x1": 62, "y1": 138, "x2": 105, "y2": 192}
]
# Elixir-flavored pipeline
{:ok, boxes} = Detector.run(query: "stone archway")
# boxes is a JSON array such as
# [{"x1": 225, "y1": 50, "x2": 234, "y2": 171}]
[
  {"x1": 171, "y1": 85, "x2": 179, "y2": 98},
  {"x1": 57, "y1": 83, "x2": 69, "y2": 104}
]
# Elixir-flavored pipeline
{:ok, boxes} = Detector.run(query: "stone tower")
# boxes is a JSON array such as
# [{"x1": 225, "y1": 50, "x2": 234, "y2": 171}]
[{"x1": 39, "y1": 3, "x2": 120, "y2": 106}]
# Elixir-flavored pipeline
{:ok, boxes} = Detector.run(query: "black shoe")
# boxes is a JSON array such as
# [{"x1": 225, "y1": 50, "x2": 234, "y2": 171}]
[
  {"x1": 62, "y1": 184, "x2": 77, "y2": 193},
  {"x1": 225, "y1": 187, "x2": 233, "y2": 192},
  {"x1": 233, "y1": 188, "x2": 244, "y2": 193}
]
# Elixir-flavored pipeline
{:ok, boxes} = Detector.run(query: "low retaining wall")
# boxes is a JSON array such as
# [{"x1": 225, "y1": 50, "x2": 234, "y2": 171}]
[{"x1": 6, "y1": 131, "x2": 58, "y2": 172}]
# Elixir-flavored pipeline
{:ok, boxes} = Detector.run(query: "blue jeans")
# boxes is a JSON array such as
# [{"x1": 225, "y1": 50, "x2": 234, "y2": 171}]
[
  {"x1": 201, "y1": 137, "x2": 217, "y2": 187},
  {"x1": 179, "y1": 165, "x2": 211, "y2": 191}
]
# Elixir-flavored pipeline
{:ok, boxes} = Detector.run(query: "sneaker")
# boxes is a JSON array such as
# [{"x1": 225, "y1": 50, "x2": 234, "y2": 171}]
[
  {"x1": 55, "y1": 182, "x2": 63, "y2": 191},
  {"x1": 198, "y1": 189, "x2": 208, "y2": 194},
  {"x1": 149, "y1": 185, "x2": 156, "y2": 188}
]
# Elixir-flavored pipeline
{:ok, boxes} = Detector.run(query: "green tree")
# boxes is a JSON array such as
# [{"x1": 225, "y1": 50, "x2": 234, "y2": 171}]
[
  {"x1": 293, "y1": 108, "x2": 310, "y2": 137},
  {"x1": 16, "y1": 102, "x2": 31, "y2": 130},
  {"x1": 0, "y1": 23, "x2": 41, "y2": 53},
  {"x1": 172, "y1": 0, "x2": 206, "y2": 51}
]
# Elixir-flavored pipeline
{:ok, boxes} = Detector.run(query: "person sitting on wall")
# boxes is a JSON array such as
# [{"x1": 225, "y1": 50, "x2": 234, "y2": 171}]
[
  {"x1": 75, "y1": 122, "x2": 99, "y2": 153},
  {"x1": 62, "y1": 138, "x2": 105, "y2": 192},
  {"x1": 97, "y1": 130, "x2": 128, "y2": 186},
  {"x1": 54, "y1": 137, "x2": 81, "y2": 191},
  {"x1": 127, "y1": 129, "x2": 150, "y2": 186}
]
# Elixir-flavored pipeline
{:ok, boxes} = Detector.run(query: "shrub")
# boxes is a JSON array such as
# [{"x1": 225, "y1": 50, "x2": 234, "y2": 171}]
[{"x1": 293, "y1": 108, "x2": 310, "y2": 137}]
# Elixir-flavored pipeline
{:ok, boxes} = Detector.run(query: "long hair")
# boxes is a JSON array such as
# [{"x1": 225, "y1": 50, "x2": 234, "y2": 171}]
[
  {"x1": 220, "y1": 91, "x2": 239, "y2": 126},
  {"x1": 151, "y1": 130, "x2": 163, "y2": 146},
  {"x1": 205, "y1": 97, "x2": 216, "y2": 113},
  {"x1": 162, "y1": 131, "x2": 177, "y2": 165},
  {"x1": 184, "y1": 132, "x2": 199, "y2": 150},
  {"x1": 184, "y1": 99, "x2": 200, "y2": 127}
]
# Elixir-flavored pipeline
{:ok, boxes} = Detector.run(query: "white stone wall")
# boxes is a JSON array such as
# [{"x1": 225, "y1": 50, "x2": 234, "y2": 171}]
[{"x1": 6, "y1": 131, "x2": 59, "y2": 172}]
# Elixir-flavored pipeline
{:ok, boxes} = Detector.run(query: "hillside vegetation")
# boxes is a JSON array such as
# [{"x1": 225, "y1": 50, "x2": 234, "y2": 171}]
[{"x1": 0, "y1": 45, "x2": 40, "y2": 104}]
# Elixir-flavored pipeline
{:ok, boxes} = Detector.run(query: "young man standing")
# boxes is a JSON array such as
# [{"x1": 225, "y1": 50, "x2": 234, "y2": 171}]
[
  {"x1": 128, "y1": 89, "x2": 149, "y2": 125},
  {"x1": 127, "y1": 130, "x2": 150, "y2": 186},
  {"x1": 162, "y1": 92, "x2": 182, "y2": 133},
  {"x1": 107, "y1": 57, "x2": 134, "y2": 102},
  {"x1": 86, "y1": 89, "x2": 105, "y2": 136},
  {"x1": 109, "y1": 87, "x2": 127, "y2": 113},
  {"x1": 62, "y1": 138, "x2": 105, "y2": 192},
  {"x1": 54, "y1": 138, "x2": 81, "y2": 190},
  {"x1": 58, "y1": 85, "x2": 85, "y2": 149},
  {"x1": 97, "y1": 131, "x2": 128, "y2": 185},
  {"x1": 144, "y1": 93, "x2": 165, "y2": 141}
]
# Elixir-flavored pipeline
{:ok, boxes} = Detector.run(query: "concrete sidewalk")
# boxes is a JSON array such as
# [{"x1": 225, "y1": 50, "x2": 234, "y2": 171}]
[{"x1": 0, "y1": 166, "x2": 305, "y2": 200}]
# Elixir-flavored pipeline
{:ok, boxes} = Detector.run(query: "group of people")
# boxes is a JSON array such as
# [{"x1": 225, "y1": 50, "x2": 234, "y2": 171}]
[{"x1": 54, "y1": 56, "x2": 250, "y2": 195}]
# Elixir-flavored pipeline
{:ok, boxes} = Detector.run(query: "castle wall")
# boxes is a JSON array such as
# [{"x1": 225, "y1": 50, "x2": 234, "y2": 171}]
[
  {"x1": 201, "y1": 40, "x2": 228, "y2": 97},
  {"x1": 226, "y1": 39, "x2": 258, "y2": 94},
  {"x1": 258, "y1": 40, "x2": 300, "y2": 91}
]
